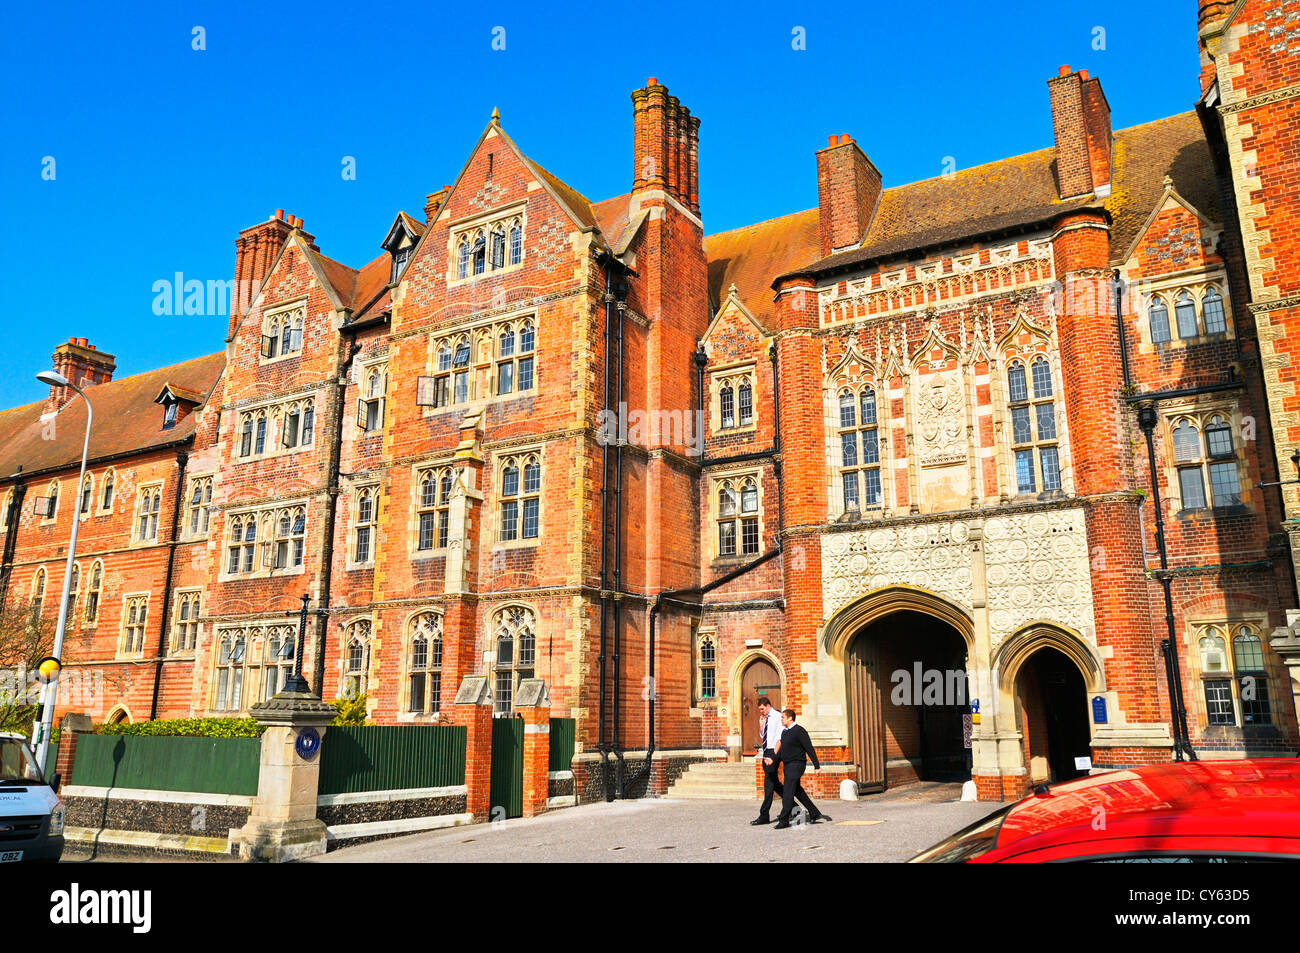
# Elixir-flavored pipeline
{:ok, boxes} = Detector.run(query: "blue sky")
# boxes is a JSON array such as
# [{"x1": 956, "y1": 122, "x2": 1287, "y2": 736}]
[{"x1": 0, "y1": 0, "x2": 1202, "y2": 409}]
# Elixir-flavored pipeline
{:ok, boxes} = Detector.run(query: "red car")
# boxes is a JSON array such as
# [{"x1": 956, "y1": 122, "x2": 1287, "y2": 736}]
[{"x1": 909, "y1": 759, "x2": 1300, "y2": 863}]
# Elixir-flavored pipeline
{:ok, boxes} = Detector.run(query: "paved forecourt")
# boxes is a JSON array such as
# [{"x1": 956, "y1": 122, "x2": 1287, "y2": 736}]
[{"x1": 311, "y1": 791, "x2": 997, "y2": 863}]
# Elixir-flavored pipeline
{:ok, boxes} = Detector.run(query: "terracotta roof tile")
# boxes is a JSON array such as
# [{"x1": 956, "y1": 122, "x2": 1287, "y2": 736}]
[
  {"x1": 0, "y1": 352, "x2": 225, "y2": 481},
  {"x1": 705, "y1": 207, "x2": 821, "y2": 327},
  {"x1": 525, "y1": 158, "x2": 600, "y2": 231}
]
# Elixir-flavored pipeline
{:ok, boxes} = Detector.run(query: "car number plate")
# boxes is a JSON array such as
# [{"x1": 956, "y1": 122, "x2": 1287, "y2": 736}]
[{"x1": 0, "y1": 850, "x2": 23, "y2": 863}]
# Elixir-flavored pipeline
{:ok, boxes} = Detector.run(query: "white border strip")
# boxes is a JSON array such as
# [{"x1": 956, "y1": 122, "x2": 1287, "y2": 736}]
[
  {"x1": 325, "y1": 812, "x2": 473, "y2": 841},
  {"x1": 316, "y1": 785, "x2": 466, "y2": 807},
  {"x1": 62, "y1": 785, "x2": 255, "y2": 808}
]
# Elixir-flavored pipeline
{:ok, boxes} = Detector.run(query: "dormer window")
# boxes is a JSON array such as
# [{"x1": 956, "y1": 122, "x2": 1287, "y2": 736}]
[
  {"x1": 154, "y1": 383, "x2": 202, "y2": 431},
  {"x1": 390, "y1": 246, "x2": 410, "y2": 284}
]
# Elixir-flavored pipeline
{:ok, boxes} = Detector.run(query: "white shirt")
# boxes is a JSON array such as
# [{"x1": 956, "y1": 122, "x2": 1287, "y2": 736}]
[{"x1": 761, "y1": 708, "x2": 784, "y2": 751}]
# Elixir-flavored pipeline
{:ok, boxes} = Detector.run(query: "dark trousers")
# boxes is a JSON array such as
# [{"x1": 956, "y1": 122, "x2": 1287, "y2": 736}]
[
  {"x1": 776, "y1": 760, "x2": 821, "y2": 823},
  {"x1": 758, "y1": 749, "x2": 783, "y2": 820}
]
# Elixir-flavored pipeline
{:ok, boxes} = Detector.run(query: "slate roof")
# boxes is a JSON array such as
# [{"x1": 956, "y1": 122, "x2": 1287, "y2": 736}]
[{"x1": 0, "y1": 352, "x2": 225, "y2": 482}]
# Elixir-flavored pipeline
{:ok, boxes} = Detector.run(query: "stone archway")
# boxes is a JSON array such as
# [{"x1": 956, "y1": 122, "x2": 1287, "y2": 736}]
[
  {"x1": 823, "y1": 588, "x2": 976, "y2": 792},
  {"x1": 105, "y1": 705, "x2": 132, "y2": 725},
  {"x1": 994, "y1": 624, "x2": 1104, "y2": 786},
  {"x1": 728, "y1": 649, "x2": 786, "y2": 759}
]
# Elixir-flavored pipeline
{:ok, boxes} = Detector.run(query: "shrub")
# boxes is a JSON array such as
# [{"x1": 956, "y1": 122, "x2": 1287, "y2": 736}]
[
  {"x1": 330, "y1": 694, "x2": 369, "y2": 726},
  {"x1": 97, "y1": 717, "x2": 264, "y2": 738}
]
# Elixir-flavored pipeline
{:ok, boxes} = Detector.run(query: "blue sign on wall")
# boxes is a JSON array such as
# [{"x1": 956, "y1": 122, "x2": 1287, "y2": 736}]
[
  {"x1": 1091, "y1": 695, "x2": 1108, "y2": 724},
  {"x1": 295, "y1": 726, "x2": 321, "y2": 760}
]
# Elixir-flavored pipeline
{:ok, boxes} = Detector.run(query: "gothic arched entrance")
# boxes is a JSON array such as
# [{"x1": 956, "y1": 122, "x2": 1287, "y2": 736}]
[
  {"x1": 1014, "y1": 647, "x2": 1092, "y2": 784},
  {"x1": 738, "y1": 656, "x2": 782, "y2": 751},
  {"x1": 846, "y1": 609, "x2": 971, "y2": 792}
]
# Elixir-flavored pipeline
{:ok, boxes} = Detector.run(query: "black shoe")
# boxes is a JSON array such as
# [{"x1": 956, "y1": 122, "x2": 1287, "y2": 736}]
[
  {"x1": 750, "y1": 817, "x2": 771, "y2": 826},
  {"x1": 809, "y1": 813, "x2": 831, "y2": 824},
  {"x1": 773, "y1": 821, "x2": 791, "y2": 830}
]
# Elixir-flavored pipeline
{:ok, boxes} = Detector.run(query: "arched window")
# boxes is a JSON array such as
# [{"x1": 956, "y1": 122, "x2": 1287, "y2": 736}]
[
  {"x1": 227, "y1": 515, "x2": 257, "y2": 574},
  {"x1": 1175, "y1": 291, "x2": 1198, "y2": 339},
  {"x1": 1233, "y1": 627, "x2": 1271, "y2": 724},
  {"x1": 407, "y1": 612, "x2": 444, "y2": 714},
  {"x1": 738, "y1": 379, "x2": 754, "y2": 426},
  {"x1": 30, "y1": 568, "x2": 46, "y2": 616},
  {"x1": 66, "y1": 563, "x2": 79, "y2": 622},
  {"x1": 172, "y1": 591, "x2": 200, "y2": 653},
  {"x1": 1030, "y1": 357, "x2": 1053, "y2": 399},
  {"x1": 497, "y1": 327, "x2": 517, "y2": 395},
  {"x1": 720, "y1": 383, "x2": 735, "y2": 429},
  {"x1": 457, "y1": 238, "x2": 471, "y2": 280},
  {"x1": 263, "y1": 626, "x2": 294, "y2": 700},
  {"x1": 1203, "y1": 287, "x2": 1227, "y2": 334},
  {"x1": 269, "y1": 506, "x2": 306, "y2": 569},
  {"x1": 359, "y1": 366, "x2": 387, "y2": 432},
  {"x1": 698, "y1": 634, "x2": 717, "y2": 700},
  {"x1": 416, "y1": 468, "x2": 453, "y2": 551},
  {"x1": 136, "y1": 486, "x2": 162, "y2": 542},
  {"x1": 38, "y1": 481, "x2": 59, "y2": 521},
  {"x1": 79, "y1": 474, "x2": 94, "y2": 517},
  {"x1": 85, "y1": 561, "x2": 102, "y2": 624},
  {"x1": 100, "y1": 470, "x2": 115, "y2": 511},
  {"x1": 239, "y1": 415, "x2": 254, "y2": 457},
  {"x1": 716, "y1": 477, "x2": 760, "y2": 557},
  {"x1": 1199, "y1": 628, "x2": 1228, "y2": 673},
  {"x1": 472, "y1": 231, "x2": 486, "y2": 276},
  {"x1": 1149, "y1": 297, "x2": 1171, "y2": 343},
  {"x1": 499, "y1": 454, "x2": 541, "y2": 542},
  {"x1": 490, "y1": 225, "x2": 506, "y2": 269},
  {"x1": 283, "y1": 405, "x2": 301, "y2": 449},
  {"x1": 493, "y1": 606, "x2": 536, "y2": 713},
  {"x1": 255, "y1": 413, "x2": 268, "y2": 454},
  {"x1": 343, "y1": 620, "x2": 372, "y2": 699},
  {"x1": 1008, "y1": 359, "x2": 1060, "y2": 495},
  {"x1": 188, "y1": 476, "x2": 213, "y2": 536},
  {"x1": 354, "y1": 487, "x2": 376, "y2": 564},
  {"x1": 508, "y1": 220, "x2": 522, "y2": 265},
  {"x1": 838, "y1": 386, "x2": 881, "y2": 511},
  {"x1": 1199, "y1": 626, "x2": 1233, "y2": 726},
  {"x1": 1172, "y1": 415, "x2": 1240, "y2": 509},
  {"x1": 214, "y1": 630, "x2": 248, "y2": 711},
  {"x1": 121, "y1": 595, "x2": 148, "y2": 655},
  {"x1": 1007, "y1": 362, "x2": 1028, "y2": 403}
]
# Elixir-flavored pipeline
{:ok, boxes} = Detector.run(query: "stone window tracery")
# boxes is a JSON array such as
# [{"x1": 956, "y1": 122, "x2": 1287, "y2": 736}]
[{"x1": 1006, "y1": 357, "x2": 1060, "y2": 496}]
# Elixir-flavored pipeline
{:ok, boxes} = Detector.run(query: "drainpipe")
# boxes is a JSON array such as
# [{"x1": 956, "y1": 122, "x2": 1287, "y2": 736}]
[
  {"x1": 149, "y1": 449, "x2": 190, "y2": 719},
  {"x1": 1114, "y1": 272, "x2": 1131, "y2": 391},
  {"x1": 613, "y1": 281, "x2": 628, "y2": 797},
  {"x1": 315, "y1": 329, "x2": 363, "y2": 697},
  {"x1": 597, "y1": 260, "x2": 615, "y2": 794},
  {"x1": 0, "y1": 467, "x2": 27, "y2": 607}
]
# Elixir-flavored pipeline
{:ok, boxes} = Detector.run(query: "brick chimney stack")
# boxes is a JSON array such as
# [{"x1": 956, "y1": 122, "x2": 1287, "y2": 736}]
[
  {"x1": 631, "y1": 79, "x2": 700, "y2": 216},
  {"x1": 816, "y1": 134, "x2": 882, "y2": 256},
  {"x1": 1198, "y1": 1, "x2": 1234, "y2": 93},
  {"x1": 425, "y1": 185, "x2": 451, "y2": 223},
  {"x1": 229, "y1": 210, "x2": 318, "y2": 339},
  {"x1": 1048, "y1": 65, "x2": 1113, "y2": 199},
  {"x1": 47, "y1": 338, "x2": 115, "y2": 412}
]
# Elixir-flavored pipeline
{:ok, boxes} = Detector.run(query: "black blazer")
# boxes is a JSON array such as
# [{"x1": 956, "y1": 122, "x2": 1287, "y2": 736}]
[{"x1": 777, "y1": 723, "x2": 820, "y2": 769}]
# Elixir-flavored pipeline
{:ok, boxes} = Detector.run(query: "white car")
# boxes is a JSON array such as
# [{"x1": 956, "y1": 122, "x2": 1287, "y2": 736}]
[{"x1": 0, "y1": 732, "x2": 65, "y2": 863}]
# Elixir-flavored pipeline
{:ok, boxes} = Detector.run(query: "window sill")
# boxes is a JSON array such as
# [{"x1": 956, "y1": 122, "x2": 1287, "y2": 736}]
[
  {"x1": 422, "y1": 389, "x2": 538, "y2": 416},
  {"x1": 712, "y1": 554, "x2": 762, "y2": 568},
  {"x1": 1175, "y1": 504, "x2": 1251, "y2": 520},
  {"x1": 410, "y1": 548, "x2": 448, "y2": 562},
  {"x1": 494, "y1": 538, "x2": 540, "y2": 552}
]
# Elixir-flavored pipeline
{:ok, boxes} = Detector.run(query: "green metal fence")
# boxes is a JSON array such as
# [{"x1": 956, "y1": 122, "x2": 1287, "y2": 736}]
[
  {"x1": 549, "y1": 717, "x2": 576, "y2": 771},
  {"x1": 317, "y1": 724, "x2": 466, "y2": 796},
  {"x1": 69, "y1": 734, "x2": 261, "y2": 795}
]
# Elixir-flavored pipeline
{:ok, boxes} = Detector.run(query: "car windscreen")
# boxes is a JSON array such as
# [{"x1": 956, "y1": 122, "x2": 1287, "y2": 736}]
[
  {"x1": 908, "y1": 805, "x2": 1014, "y2": 863},
  {"x1": 0, "y1": 737, "x2": 45, "y2": 784}
]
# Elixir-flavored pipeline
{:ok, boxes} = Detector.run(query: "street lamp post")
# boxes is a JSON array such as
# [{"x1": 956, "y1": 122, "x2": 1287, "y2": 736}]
[
  {"x1": 31, "y1": 370, "x2": 93, "y2": 775},
  {"x1": 1136, "y1": 402, "x2": 1197, "y2": 762},
  {"x1": 280, "y1": 593, "x2": 311, "y2": 694}
]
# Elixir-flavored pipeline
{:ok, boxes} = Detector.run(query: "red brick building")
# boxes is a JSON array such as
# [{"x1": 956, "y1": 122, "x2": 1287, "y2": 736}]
[{"x1": 4, "y1": 1, "x2": 1298, "y2": 800}]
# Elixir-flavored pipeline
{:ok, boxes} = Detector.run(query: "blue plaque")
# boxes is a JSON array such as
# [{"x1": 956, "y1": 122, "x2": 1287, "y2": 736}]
[
  {"x1": 1091, "y1": 695, "x2": 1108, "y2": 724},
  {"x1": 295, "y1": 726, "x2": 321, "y2": 760},
  {"x1": 970, "y1": 699, "x2": 979, "y2": 714}
]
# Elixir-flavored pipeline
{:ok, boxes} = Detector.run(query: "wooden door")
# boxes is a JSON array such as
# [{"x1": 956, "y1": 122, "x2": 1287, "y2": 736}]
[
  {"x1": 848, "y1": 635, "x2": 886, "y2": 791},
  {"x1": 740, "y1": 660, "x2": 782, "y2": 750}
]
